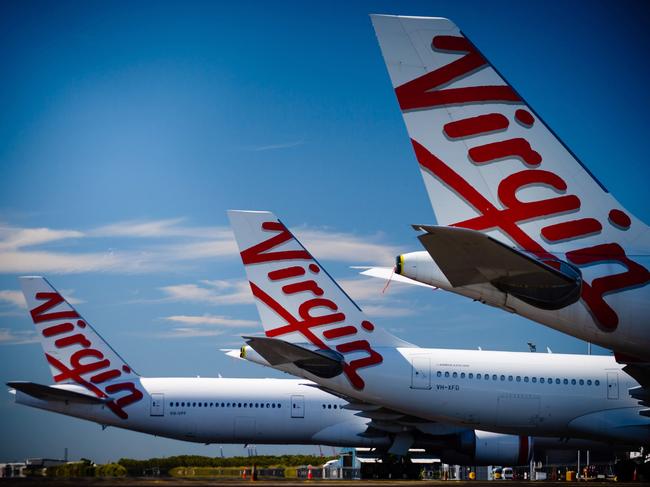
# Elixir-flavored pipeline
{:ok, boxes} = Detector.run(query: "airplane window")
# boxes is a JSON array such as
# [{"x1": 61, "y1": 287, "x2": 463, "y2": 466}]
[
  {"x1": 516, "y1": 376, "x2": 521, "y2": 382},
  {"x1": 255, "y1": 403, "x2": 259, "y2": 408},
  {"x1": 444, "y1": 371, "x2": 450, "y2": 377},
  {"x1": 266, "y1": 403, "x2": 270, "y2": 408},
  {"x1": 198, "y1": 403, "x2": 202, "y2": 408},
  {"x1": 563, "y1": 379, "x2": 568, "y2": 385},
  {"x1": 555, "y1": 379, "x2": 561, "y2": 385},
  {"x1": 579, "y1": 380, "x2": 584, "y2": 385},
  {"x1": 523, "y1": 377, "x2": 528, "y2": 383},
  {"x1": 587, "y1": 380, "x2": 592, "y2": 385},
  {"x1": 500, "y1": 375, "x2": 505, "y2": 381},
  {"x1": 249, "y1": 403, "x2": 253, "y2": 408},
  {"x1": 460, "y1": 372, "x2": 466, "y2": 379},
  {"x1": 485, "y1": 374, "x2": 490, "y2": 380},
  {"x1": 334, "y1": 405, "x2": 337, "y2": 409},
  {"x1": 328, "y1": 405, "x2": 332, "y2": 409},
  {"x1": 193, "y1": 402, "x2": 196, "y2": 407},
  {"x1": 548, "y1": 378, "x2": 552, "y2": 384},
  {"x1": 272, "y1": 403, "x2": 276, "y2": 408},
  {"x1": 468, "y1": 373, "x2": 473, "y2": 379},
  {"x1": 492, "y1": 374, "x2": 497, "y2": 380},
  {"x1": 238, "y1": 403, "x2": 242, "y2": 408},
  {"x1": 210, "y1": 402, "x2": 213, "y2": 407},
  {"x1": 571, "y1": 379, "x2": 576, "y2": 385},
  {"x1": 278, "y1": 404, "x2": 282, "y2": 408},
  {"x1": 595, "y1": 380, "x2": 600, "y2": 386},
  {"x1": 181, "y1": 402, "x2": 185, "y2": 407},
  {"x1": 531, "y1": 377, "x2": 536, "y2": 383},
  {"x1": 322, "y1": 404, "x2": 326, "y2": 409},
  {"x1": 508, "y1": 376, "x2": 513, "y2": 381},
  {"x1": 243, "y1": 403, "x2": 247, "y2": 408},
  {"x1": 540, "y1": 378, "x2": 545, "y2": 384},
  {"x1": 452, "y1": 372, "x2": 458, "y2": 378},
  {"x1": 437, "y1": 371, "x2": 442, "y2": 377},
  {"x1": 475, "y1": 373, "x2": 481, "y2": 379}
]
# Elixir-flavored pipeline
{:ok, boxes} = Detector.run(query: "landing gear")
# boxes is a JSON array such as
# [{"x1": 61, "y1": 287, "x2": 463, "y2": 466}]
[{"x1": 360, "y1": 454, "x2": 421, "y2": 479}]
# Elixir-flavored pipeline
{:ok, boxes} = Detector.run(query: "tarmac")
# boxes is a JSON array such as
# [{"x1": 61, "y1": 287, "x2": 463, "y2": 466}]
[{"x1": 0, "y1": 480, "x2": 641, "y2": 487}]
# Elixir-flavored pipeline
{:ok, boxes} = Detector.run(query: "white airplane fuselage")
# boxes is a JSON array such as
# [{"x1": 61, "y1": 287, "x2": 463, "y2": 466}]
[
  {"x1": 245, "y1": 346, "x2": 648, "y2": 445},
  {"x1": 12, "y1": 377, "x2": 387, "y2": 447}
]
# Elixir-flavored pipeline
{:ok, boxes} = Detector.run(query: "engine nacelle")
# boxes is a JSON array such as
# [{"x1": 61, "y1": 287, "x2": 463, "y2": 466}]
[{"x1": 441, "y1": 431, "x2": 533, "y2": 466}]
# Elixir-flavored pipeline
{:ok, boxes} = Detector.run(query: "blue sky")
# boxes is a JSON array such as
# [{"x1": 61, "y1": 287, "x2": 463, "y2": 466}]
[{"x1": 1, "y1": 0, "x2": 649, "y2": 463}]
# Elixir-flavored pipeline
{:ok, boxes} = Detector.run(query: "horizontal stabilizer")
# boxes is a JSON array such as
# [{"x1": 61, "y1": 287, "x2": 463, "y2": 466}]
[
  {"x1": 413, "y1": 225, "x2": 582, "y2": 310},
  {"x1": 358, "y1": 267, "x2": 436, "y2": 289},
  {"x1": 244, "y1": 336, "x2": 344, "y2": 379},
  {"x1": 7, "y1": 381, "x2": 107, "y2": 405}
]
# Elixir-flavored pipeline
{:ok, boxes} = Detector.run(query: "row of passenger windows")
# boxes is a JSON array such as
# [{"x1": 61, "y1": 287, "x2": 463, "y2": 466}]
[
  {"x1": 435, "y1": 370, "x2": 600, "y2": 386},
  {"x1": 321, "y1": 403, "x2": 344, "y2": 410},
  {"x1": 170, "y1": 401, "x2": 282, "y2": 409}
]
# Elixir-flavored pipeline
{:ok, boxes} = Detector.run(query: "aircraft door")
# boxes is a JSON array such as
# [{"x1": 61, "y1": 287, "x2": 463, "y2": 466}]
[
  {"x1": 150, "y1": 393, "x2": 164, "y2": 416},
  {"x1": 411, "y1": 355, "x2": 431, "y2": 389},
  {"x1": 291, "y1": 395, "x2": 305, "y2": 418},
  {"x1": 607, "y1": 373, "x2": 619, "y2": 399}
]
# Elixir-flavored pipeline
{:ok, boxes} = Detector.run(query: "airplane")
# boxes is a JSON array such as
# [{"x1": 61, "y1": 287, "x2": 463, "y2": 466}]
[
  {"x1": 227, "y1": 209, "x2": 650, "y2": 454},
  {"x1": 360, "y1": 15, "x2": 650, "y2": 366},
  {"x1": 8, "y1": 276, "x2": 615, "y2": 467}
]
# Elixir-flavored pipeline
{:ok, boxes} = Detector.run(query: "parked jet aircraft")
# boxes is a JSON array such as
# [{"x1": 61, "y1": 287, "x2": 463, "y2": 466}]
[
  {"x1": 9, "y1": 277, "x2": 613, "y2": 466},
  {"x1": 228, "y1": 210, "x2": 650, "y2": 452},
  {"x1": 362, "y1": 15, "x2": 650, "y2": 366}
]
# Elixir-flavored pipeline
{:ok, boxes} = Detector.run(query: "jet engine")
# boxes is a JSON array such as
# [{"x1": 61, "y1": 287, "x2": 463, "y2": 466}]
[{"x1": 440, "y1": 430, "x2": 533, "y2": 466}]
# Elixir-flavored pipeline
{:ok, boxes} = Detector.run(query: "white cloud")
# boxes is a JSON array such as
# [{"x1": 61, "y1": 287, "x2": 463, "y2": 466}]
[
  {"x1": 0, "y1": 225, "x2": 83, "y2": 251},
  {"x1": 157, "y1": 327, "x2": 227, "y2": 339},
  {"x1": 297, "y1": 229, "x2": 397, "y2": 265},
  {"x1": 0, "y1": 219, "x2": 400, "y2": 275},
  {"x1": 0, "y1": 328, "x2": 38, "y2": 345},
  {"x1": 0, "y1": 220, "x2": 236, "y2": 274},
  {"x1": 0, "y1": 290, "x2": 26, "y2": 309},
  {"x1": 158, "y1": 313, "x2": 258, "y2": 339},
  {"x1": 249, "y1": 140, "x2": 305, "y2": 151},
  {"x1": 91, "y1": 219, "x2": 230, "y2": 240},
  {"x1": 162, "y1": 314, "x2": 257, "y2": 327},
  {"x1": 159, "y1": 280, "x2": 253, "y2": 305}
]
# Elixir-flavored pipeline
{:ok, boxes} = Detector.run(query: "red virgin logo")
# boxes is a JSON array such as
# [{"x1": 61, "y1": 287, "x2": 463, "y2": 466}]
[
  {"x1": 30, "y1": 292, "x2": 143, "y2": 419},
  {"x1": 396, "y1": 35, "x2": 650, "y2": 331},
  {"x1": 241, "y1": 221, "x2": 383, "y2": 389}
]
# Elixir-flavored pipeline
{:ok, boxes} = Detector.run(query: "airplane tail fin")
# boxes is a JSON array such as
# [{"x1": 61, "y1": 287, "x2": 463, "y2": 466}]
[
  {"x1": 370, "y1": 14, "x2": 649, "y2": 253},
  {"x1": 370, "y1": 14, "x2": 650, "y2": 330},
  {"x1": 18, "y1": 277, "x2": 143, "y2": 418},
  {"x1": 228, "y1": 210, "x2": 410, "y2": 389}
]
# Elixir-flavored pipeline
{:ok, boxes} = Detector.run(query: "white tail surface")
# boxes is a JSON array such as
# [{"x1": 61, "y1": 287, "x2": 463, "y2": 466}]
[
  {"x1": 19, "y1": 276, "x2": 143, "y2": 419},
  {"x1": 228, "y1": 210, "x2": 409, "y2": 389},
  {"x1": 371, "y1": 14, "x2": 650, "y2": 332}
]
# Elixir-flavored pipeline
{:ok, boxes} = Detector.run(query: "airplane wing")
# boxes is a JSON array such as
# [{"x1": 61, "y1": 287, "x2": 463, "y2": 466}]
[
  {"x1": 412, "y1": 225, "x2": 582, "y2": 310},
  {"x1": 7, "y1": 381, "x2": 108, "y2": 405}
]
